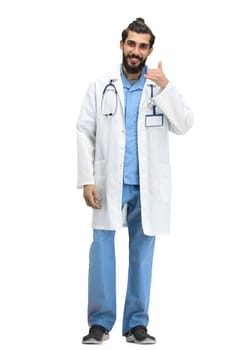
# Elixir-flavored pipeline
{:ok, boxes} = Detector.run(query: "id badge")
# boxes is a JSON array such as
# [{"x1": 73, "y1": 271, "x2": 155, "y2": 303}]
[{"x1": 145, "y1": 115, "x2": 163, "y2": 127}]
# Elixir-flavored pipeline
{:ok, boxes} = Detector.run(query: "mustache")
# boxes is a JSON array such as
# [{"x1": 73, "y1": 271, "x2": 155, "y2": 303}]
[{"x1": 128, "y1": 54, "x2": 142, "y2": 60}]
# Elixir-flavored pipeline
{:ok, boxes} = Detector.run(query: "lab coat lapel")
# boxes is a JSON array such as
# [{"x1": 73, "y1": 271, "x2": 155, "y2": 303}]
[
  {"x1": 108, "y1": 67, "x2": 124, "y2": 113},
  {"x1": 114, "y1": 78, "x2": 124, "y2": 112}
]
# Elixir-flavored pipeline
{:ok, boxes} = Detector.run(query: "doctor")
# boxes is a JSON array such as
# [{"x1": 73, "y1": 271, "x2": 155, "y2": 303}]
[{"x1": 77, "y1": 17, "x2": 193, "y2": 345}]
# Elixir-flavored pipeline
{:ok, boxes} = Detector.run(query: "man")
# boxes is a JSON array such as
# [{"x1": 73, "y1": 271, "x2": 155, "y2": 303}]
[{"x1": 76, "y1": 18, "x2": 193, "y2": 345}]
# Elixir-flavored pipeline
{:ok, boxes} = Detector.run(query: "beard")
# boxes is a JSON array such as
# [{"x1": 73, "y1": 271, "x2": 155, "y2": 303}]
[{"x1": 122, "y1": 52, "x2": 147, "y2": 74}]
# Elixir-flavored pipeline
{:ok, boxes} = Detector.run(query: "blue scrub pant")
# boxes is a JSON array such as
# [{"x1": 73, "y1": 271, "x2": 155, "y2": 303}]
[{"x1": 87, "y1": 184, "x2": 156, "y2": 334}]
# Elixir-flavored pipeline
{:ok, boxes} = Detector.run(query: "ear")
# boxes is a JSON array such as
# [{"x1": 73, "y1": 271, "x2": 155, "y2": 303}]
[
  {"x1": 120, "y1": 40, "x2": 124, "y2": 50},
  {"x1": 148, "y1": 47, "x2": 153, "y2": 56}
]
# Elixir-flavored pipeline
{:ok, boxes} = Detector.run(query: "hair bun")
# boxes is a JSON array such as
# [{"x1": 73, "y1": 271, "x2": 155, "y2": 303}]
[{"x1": 135, "y1": 17, "x2": 145, "y2": 24}]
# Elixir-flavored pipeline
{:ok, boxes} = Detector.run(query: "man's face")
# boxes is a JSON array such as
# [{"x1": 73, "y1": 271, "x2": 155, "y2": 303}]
[{"x1": 120, "y1": 30, "x2": 153, "y2": 74}]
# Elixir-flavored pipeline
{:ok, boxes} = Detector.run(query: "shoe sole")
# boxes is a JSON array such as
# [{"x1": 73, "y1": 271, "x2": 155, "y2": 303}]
[
  {"x1": 126, "y1": 334, "x2": 156, "y2": 344},
  {"x1": 82, "y1": 333, "x2": 109, "y2": 344}
]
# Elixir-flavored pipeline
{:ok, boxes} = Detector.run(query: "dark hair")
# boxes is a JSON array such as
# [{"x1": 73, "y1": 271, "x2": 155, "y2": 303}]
[{"x1": 121, "y1": 17, "x2": 155, "y2": 48}]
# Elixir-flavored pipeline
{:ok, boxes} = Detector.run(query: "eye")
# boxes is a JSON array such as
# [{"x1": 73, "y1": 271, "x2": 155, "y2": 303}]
[
  {"x1": 140, "y1": 43, "x2": 149, "y2": 50},
  {"x1": 127, "y1": 40, "x2": 135, "y2": 47}
]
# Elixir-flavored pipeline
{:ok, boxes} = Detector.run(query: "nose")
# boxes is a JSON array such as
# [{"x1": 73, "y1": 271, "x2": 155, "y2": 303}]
[{"x1": 132, "y1": 45, "x2": 141, "y2": 55}]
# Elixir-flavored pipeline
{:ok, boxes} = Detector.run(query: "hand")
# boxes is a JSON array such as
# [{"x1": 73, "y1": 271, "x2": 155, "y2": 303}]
[
  {"x1": 83, "y1": 184, "x2": 101, "y2": 209},
  {"x1": 144, "y1": 61, "x2": 169, "y2": 89}
]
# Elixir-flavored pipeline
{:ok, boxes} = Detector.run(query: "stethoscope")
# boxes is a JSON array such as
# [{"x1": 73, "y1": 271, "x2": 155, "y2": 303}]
[
  {"x1": 147, "y1": 84, "x2": 158, "y2": 109},
  {"x1": 101, "y1": 79, "x2": 158, "y2": 117},
  {"x1": 101, "y1": 79, "x2": 118, "y2": 117}
]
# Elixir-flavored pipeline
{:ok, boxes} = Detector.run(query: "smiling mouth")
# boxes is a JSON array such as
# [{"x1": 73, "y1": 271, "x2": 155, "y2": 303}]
[{"x1": 128, "y1": 56, "x2": 141, "y2": 65}]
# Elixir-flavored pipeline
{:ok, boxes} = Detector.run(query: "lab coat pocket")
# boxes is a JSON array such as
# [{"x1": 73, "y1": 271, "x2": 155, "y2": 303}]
[{"x1": 159, "y1": 164, "x2": 171, "y2": 203}]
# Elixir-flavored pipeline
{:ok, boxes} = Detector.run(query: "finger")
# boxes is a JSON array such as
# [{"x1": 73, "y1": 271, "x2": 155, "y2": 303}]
[
  {"x1": 93, "y1": 190, "x2": 99, "y2": 203},
  {"x1": 92, "y1": 189, "x2": 101, "y2": 207},
  {"x1": 85, "y1": 198, "x2": 95, "y2": 208},
  {"x1": 146, "y1": 68, "x2": 156, "y2": 75},
  {"x1": 84, "y1": 194, "x2": 92, "y2": 205},
  {"x1": 85, "y1": 194, "x2": 100, "y2": 208},
  {"x1": 89, "y1": 200, "x2": 101, "y2": 209},
  {"x1": 158, "y1": 61, "x2": 163, "y2": 70}
]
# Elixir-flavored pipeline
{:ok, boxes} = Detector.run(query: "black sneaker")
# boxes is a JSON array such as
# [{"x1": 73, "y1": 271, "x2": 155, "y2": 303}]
[
  {"x1": 82, "y1": 325, "x2": 109, "y2": 344},
  {"x1": 125, "y1": 325, "x2": 156, "y2": 344}
]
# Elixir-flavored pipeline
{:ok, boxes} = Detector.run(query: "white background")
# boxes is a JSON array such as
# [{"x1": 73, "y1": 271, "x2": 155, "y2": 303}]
[{"x1": 1, "y1": 0, "x2": 233, "y2": 349}]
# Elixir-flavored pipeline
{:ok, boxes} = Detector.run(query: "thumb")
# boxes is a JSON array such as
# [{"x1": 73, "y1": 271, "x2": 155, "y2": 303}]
[
  {"x1": 158, "y1": 60, "x2": 163, "y2": 70},
  {"x1": 93, "y1": 188, "x2": 100, "y2": 203}
]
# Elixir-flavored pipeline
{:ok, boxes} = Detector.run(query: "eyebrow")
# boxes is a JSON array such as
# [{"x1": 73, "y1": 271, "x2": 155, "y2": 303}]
[{"x1": 126, "y1": 39, "x2": 150, "y2": 48}]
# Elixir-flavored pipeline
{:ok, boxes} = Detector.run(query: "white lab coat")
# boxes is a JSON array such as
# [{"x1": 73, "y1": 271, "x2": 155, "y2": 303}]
[{"x1": 76, "y1": 65, "x2": 193, "y2": 235}]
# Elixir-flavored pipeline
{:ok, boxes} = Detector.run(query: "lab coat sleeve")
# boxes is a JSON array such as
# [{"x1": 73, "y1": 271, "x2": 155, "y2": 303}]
[
  {"x1": 155, "y1": 81, "x2": 193, "y2": 134},
  {"x1": 76, "y1": 82, "x2": 97, "y2": 189}
]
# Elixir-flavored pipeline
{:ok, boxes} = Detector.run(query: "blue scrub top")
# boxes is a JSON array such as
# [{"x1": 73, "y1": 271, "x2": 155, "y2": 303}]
[{"x1": 120, "y1": 65, "x2": 146, "y2": 185}]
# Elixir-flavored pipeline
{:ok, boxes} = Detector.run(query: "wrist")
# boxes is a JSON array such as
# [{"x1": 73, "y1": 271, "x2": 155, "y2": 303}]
[{"x1": 161, "y1": 79, "x2": 169, "y2": 89}]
